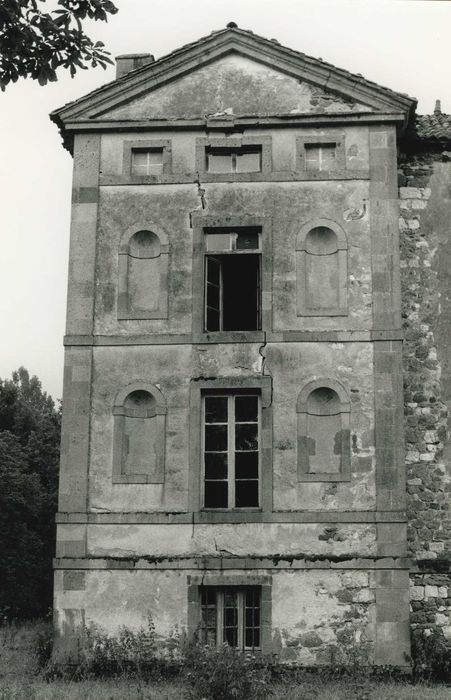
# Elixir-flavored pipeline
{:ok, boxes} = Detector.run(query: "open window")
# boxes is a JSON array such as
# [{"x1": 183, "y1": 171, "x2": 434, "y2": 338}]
[
  {"x1": 200, "y1": 587, "x2": 261, "y2": 650},
  {"x1": 202, "y1": 392, "x2": 260, "y2": 509},
  {"x1": 204, "y1": 227, "x2": 261, "y2": 332}
]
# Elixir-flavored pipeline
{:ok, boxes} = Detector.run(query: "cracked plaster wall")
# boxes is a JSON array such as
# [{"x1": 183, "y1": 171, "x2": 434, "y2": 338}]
[{"x1": 103, "y1": 55, "x2": 370, "y2": 120}]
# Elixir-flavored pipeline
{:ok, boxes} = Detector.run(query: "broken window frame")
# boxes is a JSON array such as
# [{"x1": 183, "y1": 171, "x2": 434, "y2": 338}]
[
  {"x1": 195, "y1": 137, "x2": 272, "y2": 179},
  {"x1": 200, "y1": 586, "x2": 261, "y2": 650},
  {"x1": 205, "y1": 146, "x2": 263, "y2": 173},
  {"x1": 201, "y1": 392, "x2": 261, "y2": 510},
  {"x1": 203, "y1": 228, "x2": 262, "y2": 332}
]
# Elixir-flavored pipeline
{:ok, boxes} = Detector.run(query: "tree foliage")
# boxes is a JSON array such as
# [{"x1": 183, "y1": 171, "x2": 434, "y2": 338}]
[
  {"x1": 0, "y1": 0, "x2": 118, "y2": 90},
  {"x1": 0, "y1": 368, "x2": 61, "y2": 619}
]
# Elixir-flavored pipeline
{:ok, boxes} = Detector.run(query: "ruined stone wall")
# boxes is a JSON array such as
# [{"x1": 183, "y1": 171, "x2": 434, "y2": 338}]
[{"x1": 398, "y1": 144, "x2": 451, "y2": 643}]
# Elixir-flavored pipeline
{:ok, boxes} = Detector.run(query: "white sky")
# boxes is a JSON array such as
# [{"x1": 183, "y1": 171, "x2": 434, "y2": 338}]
[{"x1": 0, "y1": 0, "x2": 449, "y2": 400}]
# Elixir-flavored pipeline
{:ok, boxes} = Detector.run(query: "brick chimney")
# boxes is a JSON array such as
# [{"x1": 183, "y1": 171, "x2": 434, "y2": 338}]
[{"x1": 116, "y1": 53, "x2": 155, "y2": 79}]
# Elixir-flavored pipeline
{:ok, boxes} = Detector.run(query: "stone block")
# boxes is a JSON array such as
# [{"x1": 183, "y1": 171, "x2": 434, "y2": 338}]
[
  {"x1": 425, "y1": 585, "x2": 439, "y2": 598},
  {"x1": 400, "y1": 187, "x2": 422, "y2": 199},
  {"x1": 435, "y1": 613, "x2": 448, "y2": 626},
  {"x1": 410, "y1": 586, "x2": 424, "y2": 601},
  {"x1": 63, "y1": 571, "x2": 86, "y2": 592}
]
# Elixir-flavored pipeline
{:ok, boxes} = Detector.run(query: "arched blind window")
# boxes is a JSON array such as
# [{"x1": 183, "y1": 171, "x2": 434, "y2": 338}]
[
  {"x1": 296, "y1": 219, "x2": 348, "y2": 317},
  {"x1": 118, "y1": 225, "x2": 169, "y2": 320},
  {"x1": 297, "y1": 379, "x2": 351, "y2": 482},
  {"x1": 112, "y1": 383, "x2": 167, "y2": 483}
]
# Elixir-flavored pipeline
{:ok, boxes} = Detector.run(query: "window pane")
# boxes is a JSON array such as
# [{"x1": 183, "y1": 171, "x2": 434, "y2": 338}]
[
  {"x1": 204, "y1": 480, "x2": 228, "y2": 508},
  {"x1": 208, "y1": 152, "x2": 233, "y2": 173},
  {"x1": 305, "y1": 144, "x2": 336, "y2": 171},
  {"x1": 131, "y1": 149, "x2": 163, "y2": 175},
  {"x1": 205, "y1": 396, "x2": 228, "y2": 423},
  {"x1": 202, "y1": 588, "x2": 216, "y2": 606},
  {"x1": 206, "y1": 307, "x2": 220, "y2": 331},
  {"x1": 205, "y1": 424, "x2": 227, "y2": 451},
  {"x1": 146, "y1": 150, "x2": 163, "y2": 165},
  {"x1": 235, "y1": 452, "x2": 258, "y2": 479},
  {"x1": 205, "y1": 452, "x2": 228, "y2": 479},
  {"x1": 225, "y1": 607, "x2": 237, "y2": 626},
  {"x1": 206, "y1": 233, "x2": 236, "y2": 252},
  {"x1": 321, "y1": 145, "x2": 336, "y2": 168},
  {"x1": 235, "y1": 480, "x2": 259, "y2": 507},
  {"x1": 235, "y1": 230, "x2": 260, "y2": 250},
  {"x1": 236, "y1": 150, "x2": 261, "y2": 172},
  {"x1": 223, "y1": 590, "x2": 238, "y2": 647},
  {"x1": 245, "y1": 628, "x2": 260, "y2": 648},
  {"x1": 132, "y1": 151, "x2": 148, "y2": 167},
  {"x1": 206, "y1": 256, "x2": 221, "y2": 284},
  {"x1": 201, "y1": 588, "x2": 217, "y2": 646},
  {"x1": 235, "y1": 424, "x2": 258, "y2": 451},
  {"x1": 235, "y1": 395, "x2": 258, "y2": 422},
  {"x1": 207, "y1": 283, "x2": 220, "y2": 309},
  {"x1": 244, "y1": 588, "x2": 261, "y2": 649}
]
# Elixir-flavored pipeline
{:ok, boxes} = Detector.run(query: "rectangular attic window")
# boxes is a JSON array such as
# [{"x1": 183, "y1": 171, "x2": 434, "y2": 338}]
[
  {"x1": 204, "y1": 228, "x2": 261, "y2": 332},
  {"x1": 304, "y1": 143, "x2": 336, "y2": 171},
  {"x1": 131, "y1": 148, "x2": 164, "y2": 175},
  {"x1": 206, "y1": 146, "x2": 262, "y2": 173}
]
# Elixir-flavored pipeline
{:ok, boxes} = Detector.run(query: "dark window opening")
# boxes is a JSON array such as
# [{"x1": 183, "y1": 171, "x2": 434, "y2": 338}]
[
  {"x1": 204, "y1": 228, "x2": 261, "y2": 332},
  {"x1": 203, "y1": 393, "x2": 260, "y2": 509},
  {"x1": 200, "y1": 587, "x2": 261, "y2": 650},
  {"x1": 206, "y1": 146, "x2": 262, "y2": 173}
]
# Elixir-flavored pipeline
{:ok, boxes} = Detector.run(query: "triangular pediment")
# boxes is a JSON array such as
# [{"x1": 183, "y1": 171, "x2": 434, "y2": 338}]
[
  {"x1": 52, "y1": 26, "x2": 416, "y2": 129},
  {"x1": 100, "y1": 54, "x2": 372, "y2": 121}
]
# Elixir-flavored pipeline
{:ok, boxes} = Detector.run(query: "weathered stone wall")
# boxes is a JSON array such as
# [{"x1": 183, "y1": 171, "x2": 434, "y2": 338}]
[
  {"x1": 54, "y1": 567, "x2": 410, "y2": 665},
  {"x1": 56, "y1": 116, "x2": 408, "y2": 665},
  {"x1": 398, "y1": 144, "x2": 451, "y2": 645}
]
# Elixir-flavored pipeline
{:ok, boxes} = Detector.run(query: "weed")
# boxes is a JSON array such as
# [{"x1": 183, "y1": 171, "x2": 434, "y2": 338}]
[
  {"x1": 182, "y1": 638, "x2": 272, "y2": 700},
  {"x1": 411, "y1": 628, "x2": 451, "y2": 681}
]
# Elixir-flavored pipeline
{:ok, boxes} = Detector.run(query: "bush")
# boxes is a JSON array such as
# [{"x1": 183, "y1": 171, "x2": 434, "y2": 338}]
[
  {"x1": 58, "y1": 615, "x2": 181, "y2": 681},
  {"x1": 411, "y1": 628, "x2": 451, "y2": 681},
  {"x1": 182, "y1": 639, "x2": 272, "y2": 700}
]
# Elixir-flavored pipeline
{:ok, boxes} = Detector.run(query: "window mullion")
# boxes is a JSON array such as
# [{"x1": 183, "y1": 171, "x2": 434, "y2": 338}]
[
  {"x1": 258, "y1": 396, "x2": 262, "y2": 508},
  {"x1": 238, "y1": 590, "x2": 244, "y2": 650},
  {"x1": 219, "y1": 260, "x2": 223, "y2": 331},
  {"x1": 228, "y1": 396, "x2": 235, "y2": 508},
  {"x1": 217, "y1": 590, "x2": 224, "y2": 645}
]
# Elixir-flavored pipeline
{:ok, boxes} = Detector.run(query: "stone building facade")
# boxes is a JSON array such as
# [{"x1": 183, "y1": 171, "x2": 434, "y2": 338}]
[{"x1": 51, "y1": 25, "x2": 450, "y2": 666}]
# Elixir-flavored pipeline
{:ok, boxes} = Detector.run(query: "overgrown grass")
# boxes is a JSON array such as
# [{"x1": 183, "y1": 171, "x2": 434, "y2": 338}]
[
  {"x1": 0, "y1": 677, "x2": 450, "y2": 700},
  {"x1": 1, "y1": 619, "x2": 450, "y2": 700}
]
